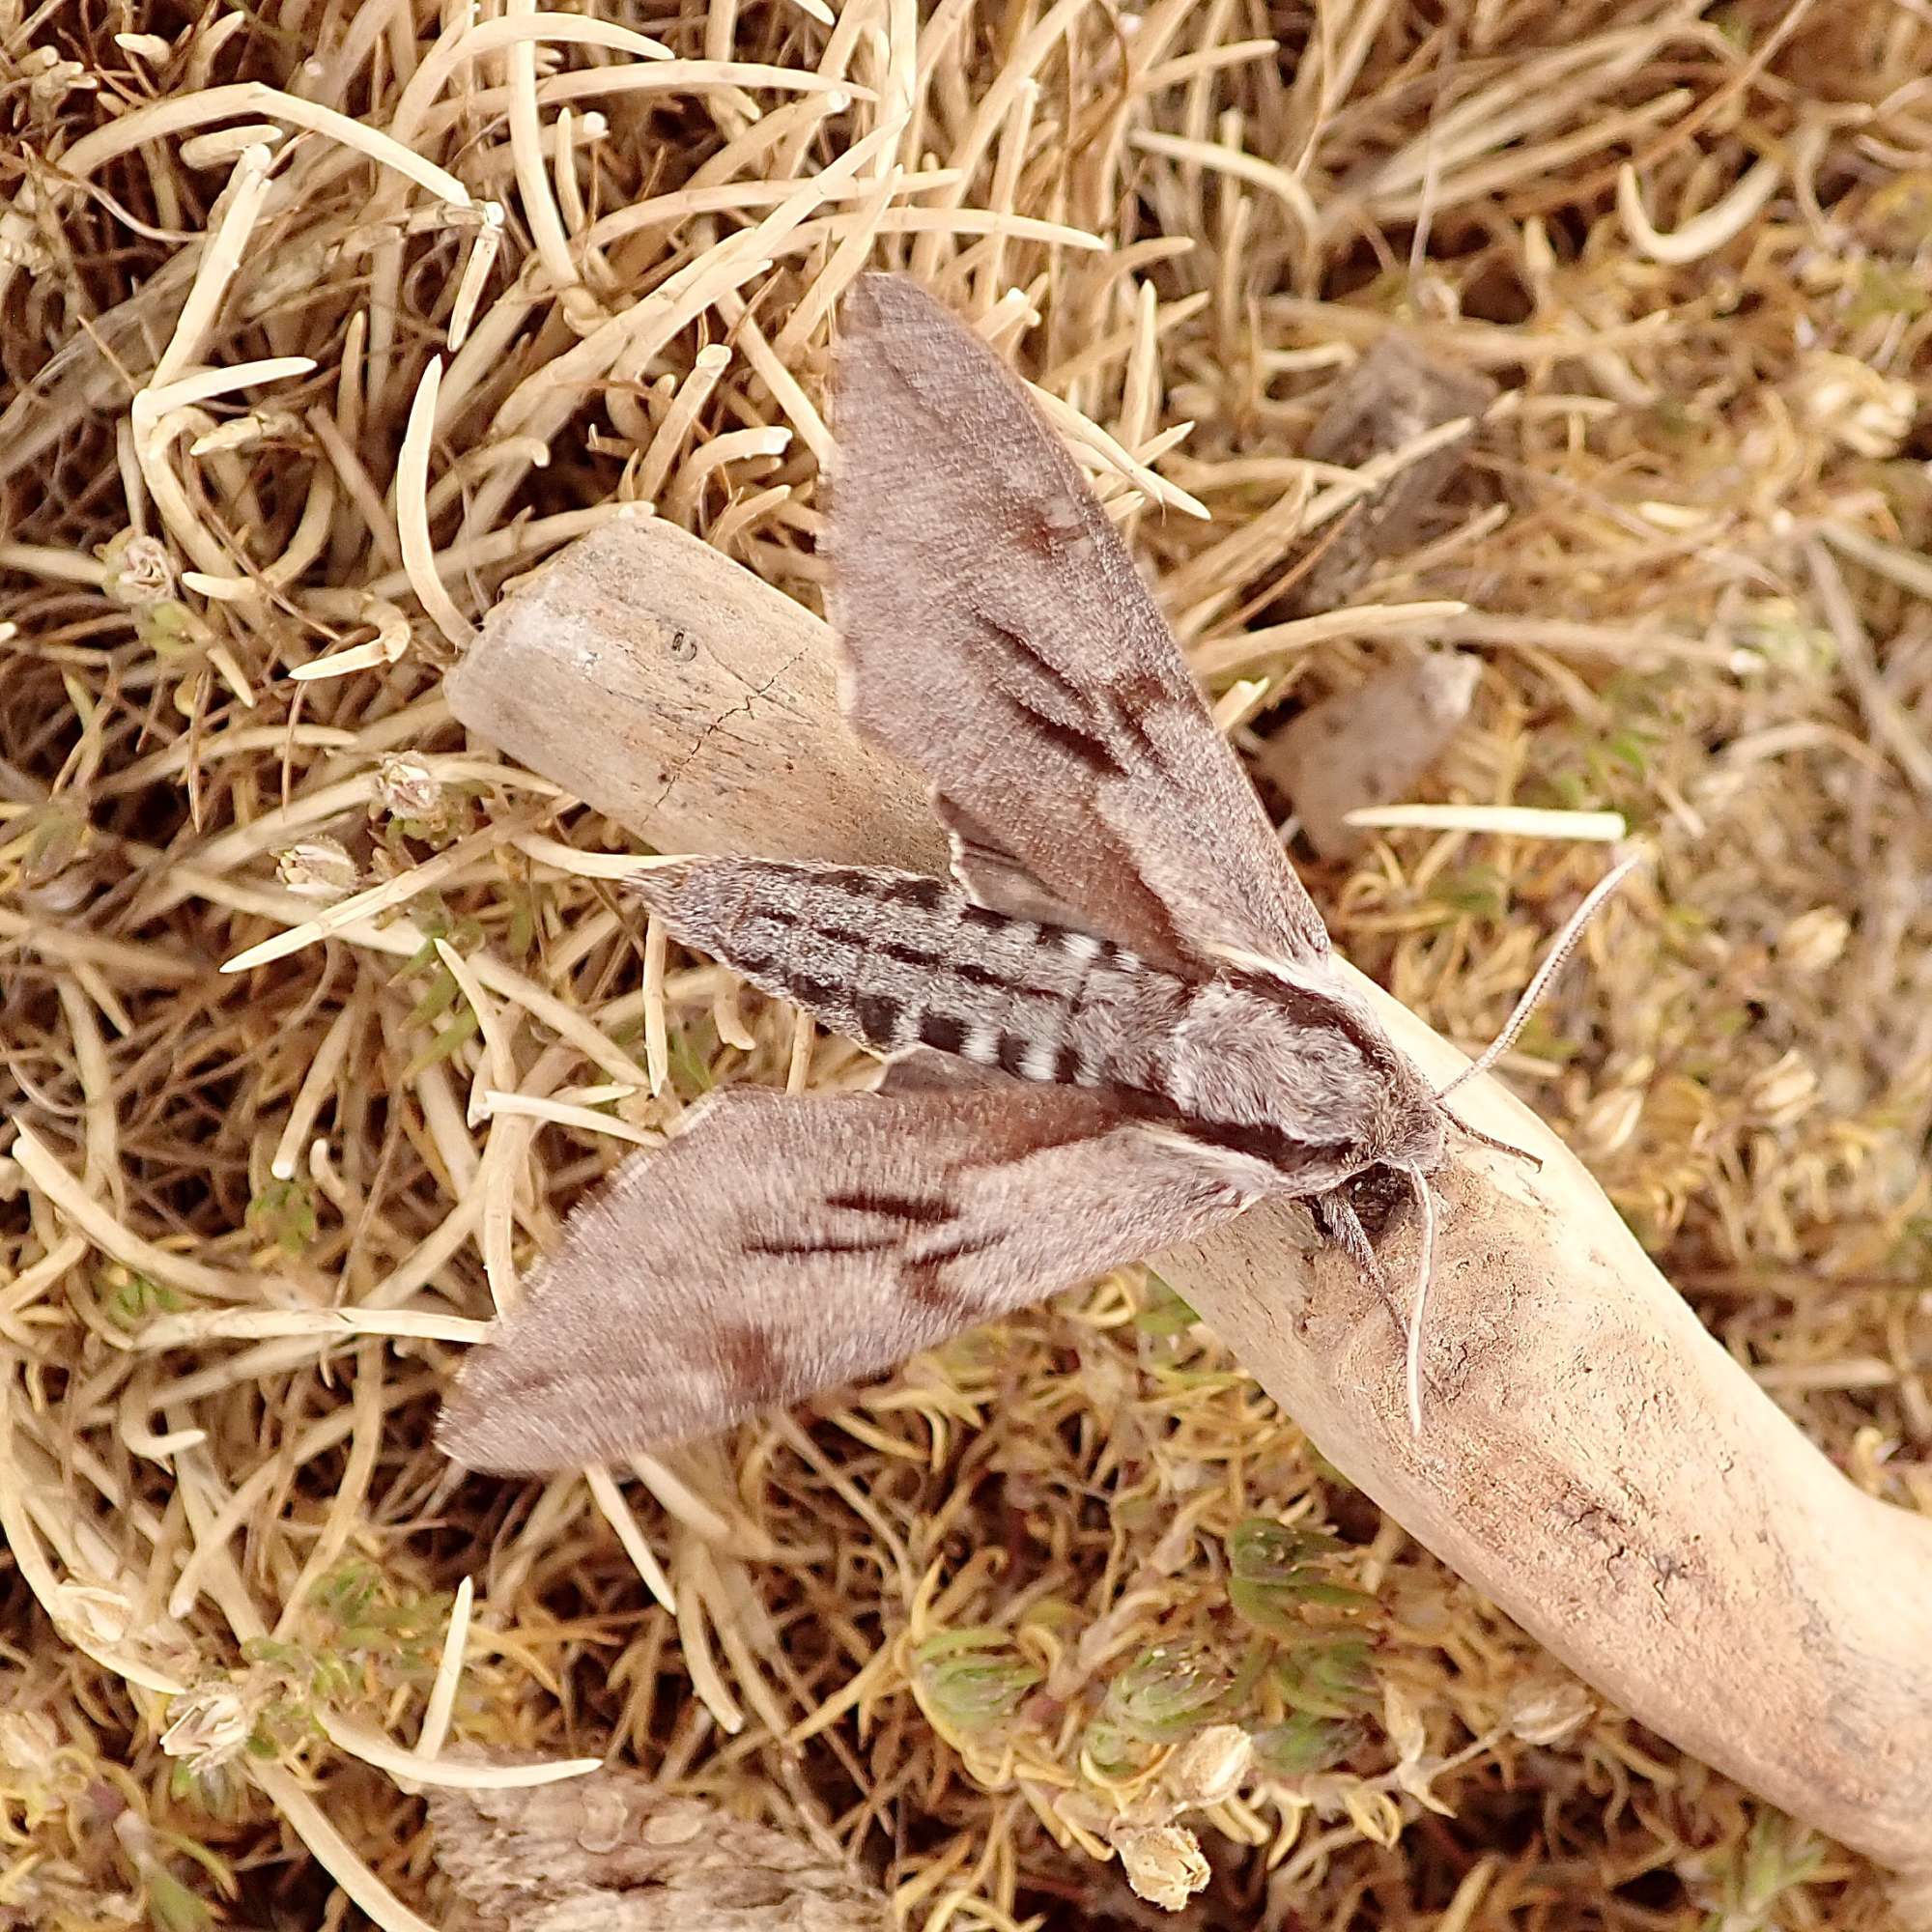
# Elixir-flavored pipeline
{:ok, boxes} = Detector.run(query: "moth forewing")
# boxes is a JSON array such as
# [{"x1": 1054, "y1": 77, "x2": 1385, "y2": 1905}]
[
  {"x1": 828, "y1": 271, "x2": 1335, "y2": 978},
  {"x1": 438, "y1": 1087, "x2": 1255, "y2": 1473}
]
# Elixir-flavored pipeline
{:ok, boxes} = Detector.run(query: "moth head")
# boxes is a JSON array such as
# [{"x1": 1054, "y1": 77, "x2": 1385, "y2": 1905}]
[{"x1": 1360, "y1": 1048, "x2": 1450, "y2": 1177}]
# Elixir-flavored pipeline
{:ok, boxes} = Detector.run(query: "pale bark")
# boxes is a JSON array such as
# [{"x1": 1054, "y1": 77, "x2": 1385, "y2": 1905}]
[
  {"x1": 448, "y1": 518, "x2": 1932, "y2": 1875},
  {"x1": 429, "y1": 1762, "x2": 889, "y2": 1931}
]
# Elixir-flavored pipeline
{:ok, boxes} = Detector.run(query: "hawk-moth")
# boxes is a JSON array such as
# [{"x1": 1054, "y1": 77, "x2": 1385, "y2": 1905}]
[{"x1": 439, "y1": 272, "x2": 1622, "y2": 1475}]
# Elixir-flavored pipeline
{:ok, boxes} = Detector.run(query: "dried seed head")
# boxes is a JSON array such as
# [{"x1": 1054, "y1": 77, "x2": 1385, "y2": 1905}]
[
  {"x1": 1792, "y1": 350, "x2": 1918, "y2": 459},
  {"x1": 1504, "y1": 1674, "x2": 1594, "y2": 1747},
  {"x1": 159, "y1": 1683, "x2": 253, "y2": 1773},
  {"x1": 1112, "y1": 1822, "x2": 1210, "y2": 1911},
  {"x1": 0, "y1": 1711, "x2": 59, "y2": 1771},
  {"x1": 1776, "y1": 907, "x2": 1850, "y2": 974},
  {"x1": 1159, "y1": 1724, "x2": 1253, "y2": 1809},
  {"x1": 99, "y1": 531, "x2": 178, "y2": 608},
  {"x1": 189, "y1": 410, "x2": 304, "y2": 456},
  {"x1": 1381, "y1": 1681, "x2": 1429, "y2": 1767},
  {"x1": 277, "y1": 837, "x2": 361, "y2": 900},
  {"x1": 1743, "y1": 1049, "x2": 1819, "y2": 1126},
  {"x1": 24, "y1": 47, "x2": 96, "y2": 115},
  {"x1": 375, "y1": 753, "x2": 444, "y2": 821},
  {"x1": 53, "y1": 1581, "x2": 132, "y2": 1647}
]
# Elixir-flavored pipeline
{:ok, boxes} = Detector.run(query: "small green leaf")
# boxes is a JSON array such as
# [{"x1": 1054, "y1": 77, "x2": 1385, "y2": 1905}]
[
  {"x1": 1645, "y1": 396, "x2": 1696, "y2": 442},
  {"x1": 19, "y1": 801, "x2": 86, "y2": 885},
  {"x1": 104, "y1": 1271, "x2": 184, "y2": 1328},
  {"x1": 1081, "y1": 1716, "x2": 1154, "y2": 1779},
  {"x1": 1275, "y1": 1634, "x2": 1378, "y2": 1719},
  {"x1": 1847, "y1": 262, "x2": 1930, "y2": 326},
  {"x1": 407, "y1": 965, "x2": 463, "y2": 1027},
  {"x1": 913, "y1": 1628, "x2": 1041, "y2": 1733},
  {"x1": 1226, "y1": 1520, "x2": 1373, "y2": 1637},
  {"x1": 137, "y1": 601, "x2": 196, "y2": 659},
  {"x1": 246, "y1": 1179, "x2": 317, "y2": 1258},
  {"x1": 146, "y1": 1868, "x2": 213, "y2": 1932},
  {"x1": 507, "y1": 892, "x2": 537, "y2": 957},
  {"x1": 1737, "y1": 1811, "x2": 1824, "y2": 1916},
  {"x1": 1134, "y1": 1270, "x2": 1200, "y2": 1335},
  {"x1": 668, "y1": 1021, "x2": 718, "y2": 1094},
  {"x1": 1107, "y1": 1643, "x2": 1236, "y2": 1742},
  {"x1": 1428, "y1": 866, "x2": 1507, "y2": 922},
  {"x1": 1497, "y1": 1010, "x2": 1579, "y2": 1068},
  {"x1": 1252, "y1": 1713, "x2": 1368, "y2": 1776},
  {"x1": 402, "y1": 1004, "x2": 481, "y2": 1077},
  {"x1": 1602, "y1": 727, "x2": 1653, "y2": 779}
]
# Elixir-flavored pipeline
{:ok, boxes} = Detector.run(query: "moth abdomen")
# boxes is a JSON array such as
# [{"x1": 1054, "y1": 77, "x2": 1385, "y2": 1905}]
[{"x1": 629, "y1": 855, "x2": 1159, "y2": 1081}]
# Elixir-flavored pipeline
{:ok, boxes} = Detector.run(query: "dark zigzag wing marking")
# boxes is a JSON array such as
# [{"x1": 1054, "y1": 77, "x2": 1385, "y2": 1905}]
[
  {"x1": 437, "y1": 1085, "x2": 1255, "y2": 1472},
  {"x1": 963, "y1": 617, "x2": 1134, "y2": 781},
  {"x1": 829, "y1": 270, "x2": 1333, "y2": 974},
  {"x1": 823, "y1": 1188, "x2": 957, "y2": 1224}
]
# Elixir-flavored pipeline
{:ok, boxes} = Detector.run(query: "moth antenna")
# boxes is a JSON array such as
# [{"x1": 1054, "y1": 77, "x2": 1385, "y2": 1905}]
[
  {"x1": 1435, "y1": 852, "x2": 1644, "y2": 1103},
  {"x1": 1403, "y1": 1166, "x2": 1436, "y2": 1437},
  {"x1": 1441, "y1": 1103, "x2": 1541, "y2": 1170}
]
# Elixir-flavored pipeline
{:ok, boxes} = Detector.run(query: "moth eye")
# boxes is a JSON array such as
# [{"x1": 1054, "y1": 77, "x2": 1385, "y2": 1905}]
[{"x1": 667, "y1": 627, "x2": 698, "y2": 664}]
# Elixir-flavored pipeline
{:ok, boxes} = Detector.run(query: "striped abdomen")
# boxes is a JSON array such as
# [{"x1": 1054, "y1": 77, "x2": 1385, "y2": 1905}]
[{"x1": 630, "y1": 856, "x2": 1186, "y2": 1089}]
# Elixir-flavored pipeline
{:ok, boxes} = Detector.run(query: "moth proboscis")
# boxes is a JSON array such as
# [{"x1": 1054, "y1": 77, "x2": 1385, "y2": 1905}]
[{"x1": 439, "y1": 272, "x2": 1635, "y2": 1476}]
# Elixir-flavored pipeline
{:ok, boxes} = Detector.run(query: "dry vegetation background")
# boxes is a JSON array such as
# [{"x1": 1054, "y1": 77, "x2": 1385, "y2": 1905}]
[{"x1": 2, "y1": 0, "x2": 1931, "y2": 1926}]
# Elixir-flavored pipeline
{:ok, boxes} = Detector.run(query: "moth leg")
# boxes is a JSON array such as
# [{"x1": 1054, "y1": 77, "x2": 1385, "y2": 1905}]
[
  {"x1": 1441, "y1": 1104, "x2": 1543, "y2": 1172},
  {"x1": 1311, "y1": 1190, "x2": 1407, "y2": 1345},
  {"x1": 1400, "y1": 1167, "x2": 1436, "y2": 1437},
  {"x1": 1315, "y1": 1187, "x2": 1435, "y2": 1435}
]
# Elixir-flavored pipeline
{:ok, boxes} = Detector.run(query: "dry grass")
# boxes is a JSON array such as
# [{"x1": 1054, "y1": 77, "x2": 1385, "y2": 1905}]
[{"x1": 2, "y1": 0, "x2": 1930, "y2": 1925}]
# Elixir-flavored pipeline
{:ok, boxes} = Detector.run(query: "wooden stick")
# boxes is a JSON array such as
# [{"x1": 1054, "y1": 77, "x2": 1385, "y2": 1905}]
[
  {"x1": 447, "y1": 517, "x2": 938, "y2": 870},
  {"x1": 446, "y1": 518, "x2": 1932, "y2": 1876}
]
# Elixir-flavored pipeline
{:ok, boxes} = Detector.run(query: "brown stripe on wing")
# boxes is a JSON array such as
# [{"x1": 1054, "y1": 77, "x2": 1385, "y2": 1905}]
[
  {"x1": 902, "y1": 1232, "x2": 1008, "y2": 1321},
  {"x1": 711, "y1": 1322, "x2": 787, "y2": 1408},
  {"x1": 824, "y1": 1188, "x2": 958, "y2": 1225},
  {"x1": 438, "y1": 1083, "x2": 1256, "y2": 1473},
  {"x1": 1219, "y1": 963, "x2": 1404, "y2": 1079}
]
